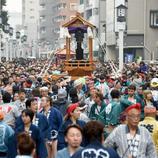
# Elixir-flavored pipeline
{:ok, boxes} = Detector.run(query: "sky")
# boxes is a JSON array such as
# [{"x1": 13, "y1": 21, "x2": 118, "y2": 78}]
[{"x1": 5, "y1": 0, "x2": 22, "y2": 12}]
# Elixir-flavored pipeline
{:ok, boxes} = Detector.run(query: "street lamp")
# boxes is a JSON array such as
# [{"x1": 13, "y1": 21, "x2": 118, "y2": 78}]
[
  {"x1": 21, "y1": 35, "x2": 27, "y2": 58},
  {"x1": 9, "y1": 27, "x2": 13, "y2": 61},
  {"x1": 16, "y1": 31, "x2": 21, "y2": 58},
  {"x1": 12, "y1": 39, "x2": 17, "y2": 59},
  {"x1": 117, "y1": 4, "x2": 127, "y2": 22},
  {"x1": 4, "y1": 23, "x2": 10, "y2": 61},
  {"x1": 116, "y1": 4, "x2": 127, "y2": 71}
]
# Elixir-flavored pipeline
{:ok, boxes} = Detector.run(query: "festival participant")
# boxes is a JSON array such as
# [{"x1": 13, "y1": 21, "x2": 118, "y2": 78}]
[
  {"x1": 1, "y1": 91, "x2": 20, "y2": 128},
  {"x1": 53, "y1": 88, "x2": 68, "y2": 116},
  {"x1": 15, "y1": 89, "x2": 27, "y2": 113},
  {"x1": 105, "y1": 89, "x2": 122, "y2": 133},
  {"x1": 73, "y1": 79, "x2": 85, "y2": 102},
  {"x1": 89, "y1": 90, "x2": 106, "y2": 124},
  {"x1": 143, "y1": 90, "x2": 158, "y2": 108},
  {"x1": 105, "y1": 103, "x2": 157, "y2": 158},
  {"x1": 139, "y1": 106, "x2": 158, "y2": 153},
  {"x1": 15, "y1": 109, "x2": 47, "y2": 158},
  {"x1": 13, "y1": 92, "x2": 19, "y2": 102},
  {"x1": 57, "y1": 103, "x2": 85, "y2": 150},
  {"x1": 95, "y1": 75, "x2": 110, "y2": 103},
  {"x1": 16, "y1": 132, "x2": 35, "y2": 158},
  {"x1": 16, "y1": 97, "x2": 50, "y2": 142},
  {"x1": 56, "y1": 124, "x2": 82, "y2": 158},
  {"x1": 40, "y1": 86, "x2": 49, "y2": 97},
  {"x1": 72, "y1": 121, "x2": 120, "y2": 158},
  {"x1": 150, "y1": 78, "x2": 158, "y2": 102},
  {"x1": 0, "y1": 110, "x2": 14, "y2": 158},
  {"x1": 40, "y1": 96, "x2": 63, "y2": 158},
  {"x1": 120, "y1": 84, "x2": 145, "y2": 119}
]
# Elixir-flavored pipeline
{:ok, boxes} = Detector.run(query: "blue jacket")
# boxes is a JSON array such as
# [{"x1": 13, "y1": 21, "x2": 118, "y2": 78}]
[
  {"x1": 0, "y1": 121, "x2": 14, "y2": 153},
  {"x1": 15, "y1": 113, "x2": 51, "y2": 140},
  {"x1": 57, "y1": 119, "x2": 86, "y2": 150},
  {"x1": 15, "y1": 124, "x2": 47, "y2": 158},
  {"x1": 53, "y1": 99, "x2": 69, "y2": 116},
  {"x1": 40, "y1": 107, "x2": 63, "y2": 140},
  {"x1": 71, "y1": 141, "x2": 120, "y2": 158}
]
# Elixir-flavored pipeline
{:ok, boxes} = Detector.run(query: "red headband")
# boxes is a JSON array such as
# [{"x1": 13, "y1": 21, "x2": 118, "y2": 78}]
[
  {"x1": 66, "y1": 103, "x2": 79, "y2": 116},
  {"x1": 125, "y1": 103, "x2": 141, "y2": 113}
]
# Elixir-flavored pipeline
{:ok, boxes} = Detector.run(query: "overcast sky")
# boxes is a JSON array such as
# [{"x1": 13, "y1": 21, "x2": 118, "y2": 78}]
[{"x1": 5, "y1": 0, "x2": 22, "y2": 12}]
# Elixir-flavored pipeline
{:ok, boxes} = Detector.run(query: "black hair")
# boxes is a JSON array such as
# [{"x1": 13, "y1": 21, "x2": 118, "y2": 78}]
[
  {"x1": 25, "y1": 98, "x2": 37, "y2": 109},
  {"x1": 18, "y1": 89, "x2": 26, "y2": 94},
  {"x1": 64, "y1": 124, "x2": 83, "y2": 136},
  {"x1": 110, "y1": 89, "x2": 120, "y2": 99},
  {"x1": 52, "y1": 85, "x2": 58, "y2": 94},
  {"x1": 22, "y1": 109, "x2": 34, "y2": 122},
  {"x1": 69, "y1": 88, "x2": 79, "y2": 103},
  {"x1": 128, "y1": 84, "x2": 136, "y2": 91},
  {"x1": 2, "y1": 91, "x2": 12, "y2": 103},
  {"x1": 83, "y1": 121, "x2": 104, "y2": 143}
]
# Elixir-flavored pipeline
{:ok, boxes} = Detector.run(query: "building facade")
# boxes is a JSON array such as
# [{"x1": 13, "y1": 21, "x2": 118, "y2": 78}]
[
  {"x1": 106, "y1": 0, "x2": 158, "y2": 62},
  {"x1": 78, "y1": 0, "x2": 106, "y2": 59},
  {"x1": 38, "y1": 0, "x2": 78, "y2": 53},
  {"x1": 22, "y1": 0, "x2": 39, "y2": 57}
]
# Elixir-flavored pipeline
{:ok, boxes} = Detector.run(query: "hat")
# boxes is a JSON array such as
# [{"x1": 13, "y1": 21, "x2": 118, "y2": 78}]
[
  {"x1": 144, "y1": 106, "x2": 156, "y2": 114},
  {"x1": 0, "y1": 111, "x2": 4, "y2": 120},
  {"x1": 58, "y1": 88, "x2": 67, "y2": 99},
  {"x1": 74, "y1": 79, "x2": 82, "y2": 87},
  {"x1": 125, "y1": 103, "x2": 141, "y2": 113},
  {"x1": 66, "y1": 103, "x2": 79, "y2": 116},
  {"x1": 151, "y1": 78, "x2": 158, "y2": 88}
]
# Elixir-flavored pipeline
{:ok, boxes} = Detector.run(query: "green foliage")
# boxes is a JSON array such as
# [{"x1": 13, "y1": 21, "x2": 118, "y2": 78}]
[
  {"x1": 0, "y1": 0, "x2": 9, "y2": 31},
  {"x1": 1, "y1": 0, "x2": 6, "y2": 6},
  {"x1": 1, "y1": 11, "x2": 8, "y2": 25}
]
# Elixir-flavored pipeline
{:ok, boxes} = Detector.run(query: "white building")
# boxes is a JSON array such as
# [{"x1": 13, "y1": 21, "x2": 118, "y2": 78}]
[
  {"x1": 8, "y1": 12, "x2": 22, "y2": 29},
  {"x1": 106, "y1": 0, "x2": 158, "y2": 62},
  {"x1": 22, "y1": 0, "x2": 40, "y2": 57},
  {"x1": 78, "y1": 0, "x2": 105, "y2": 59}
]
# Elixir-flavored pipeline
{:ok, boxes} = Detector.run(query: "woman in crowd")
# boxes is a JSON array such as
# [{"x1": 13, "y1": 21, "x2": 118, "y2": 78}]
[
  {"x1": 16, "y1": 132, "x2": 35, "y2": 158},
  {"x1": 143, "y1": 90, "x2": 158, "y2": 108},
  {"x1": 57, "y1": 103, "x2": 86, "y2": 150},
  {"x1": 40, "y1": 96, "x2": 63, "y2": 158},
  {"x1": 15, "y1": 109, "x2": 47, "y2": 158}
]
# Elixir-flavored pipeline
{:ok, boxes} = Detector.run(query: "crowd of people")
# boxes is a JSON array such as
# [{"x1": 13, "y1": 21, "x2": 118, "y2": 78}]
[{"x1": 0, "y1": 58, "x2": 158, "y2": 158}]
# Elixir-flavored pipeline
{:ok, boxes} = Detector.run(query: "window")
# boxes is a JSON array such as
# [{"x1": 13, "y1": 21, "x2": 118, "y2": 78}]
[
  {"x1": 40, "y1": 3, "x2": 46, "y2": 9},
  {"x1": 70, "y1": 3, "x2": 77, "y2": 10},
  {"x1": 80, "y1": 0, "x2": 84, "y2": 4},
  {"x1": 40, "y1": 27, "x2": 46, "y2": 34},
  {"x1": 53, "y1": 28, "x2": 60, "y2": 34},
  {"x1": 30, "y1": 8, "x2": 34, "y2": 11},
  {"x1": 54, "y1": 15, "x2": 66, "y2": 22},
  {"x1": 30, "y1": 16, "x2": 35, "y2": 19},
  {"x1": 93, "y1": 8, "x2": 98, "y2": 15},
  {"x1": 40, "y1": 15, "x2": 46, "y2": 22},
  {"x1": 150, "y1": 10, "x2": 158, "y2": 28},
  {"x1": 55, "y1": 3, "x2": 66, "y2": 11}
]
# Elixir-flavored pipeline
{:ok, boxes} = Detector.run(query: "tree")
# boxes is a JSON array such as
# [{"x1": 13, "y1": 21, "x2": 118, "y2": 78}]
[{"x1": 0, "y1": 0, "x2": 9, "y2": 31}]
